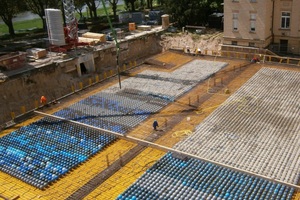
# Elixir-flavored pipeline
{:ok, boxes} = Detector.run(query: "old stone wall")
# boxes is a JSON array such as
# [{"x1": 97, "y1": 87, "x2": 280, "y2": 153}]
[
  {"x1": 0, "y1": 64, "x2": 78, "y2": 125},
  {"x1": 94, "y1": 34, "x2": 161, "y2": 73}
]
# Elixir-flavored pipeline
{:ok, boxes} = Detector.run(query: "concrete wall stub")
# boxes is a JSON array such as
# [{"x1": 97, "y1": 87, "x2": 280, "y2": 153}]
[{"x1": 78, "y1": 53, "x2": 95, "y2": 74}]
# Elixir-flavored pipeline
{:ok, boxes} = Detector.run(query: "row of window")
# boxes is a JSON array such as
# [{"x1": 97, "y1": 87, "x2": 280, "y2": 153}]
[
  {"x1": 232, "y1": 13, "x2": 256, "y2": 32},
  {"x1": 232, "y1": 12, "x2": 290, "y2": 32},
  {"x1": 231, "y1": 41, "x2": 255, "y2": 47},
  {"x1": 232, "y1": 0, "x2": 257, "y2": 2}
]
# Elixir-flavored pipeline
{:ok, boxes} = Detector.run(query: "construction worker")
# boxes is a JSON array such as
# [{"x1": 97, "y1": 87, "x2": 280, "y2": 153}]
[
  {"x1": 251, "y1": 57, "x2": 260, "y2": 63},
  {"x1": 153, "y1": 120, "x2": 159, "y2": 131},
  {"x1": 40, "y1": 96, "x2": 47, "y2": 106}
]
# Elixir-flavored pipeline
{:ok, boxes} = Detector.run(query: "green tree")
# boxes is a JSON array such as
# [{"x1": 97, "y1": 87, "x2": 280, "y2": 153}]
[
  {"x1": 164, "y1": 0, "x2": 223, "y2": 27},
  {"x1": 108, "y1": 0, "x2": 119, "y2": 21},
  {"x1": 85, "y1": 0, "x2": 99, "y2": 19},
  {"x1": 74, "y1": 0, "x2": 87, "y2": 19},
  {"x1": 24, "y1": 0, "x2": 60, "y2": 30},
  {"x1": 0, "y1": 0, "x2": 26, "y2": 36},
  {"x1": 124, "y1": 0, "x2": 137, "y2": 12},
  {"x1": 140, "y1": 0, "x2": 145, "y2": 9},
  {"x1": 146, "y1": 0, "x2": 153, "y2": 10},
  {"x1": 156, "y1": 0, "x2": 166, "y2": 6}
]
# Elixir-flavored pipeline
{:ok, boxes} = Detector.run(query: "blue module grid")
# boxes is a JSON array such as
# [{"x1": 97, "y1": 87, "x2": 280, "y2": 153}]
[{"x1": 117, "y1": 153, "x2": 295, "y2": 200}]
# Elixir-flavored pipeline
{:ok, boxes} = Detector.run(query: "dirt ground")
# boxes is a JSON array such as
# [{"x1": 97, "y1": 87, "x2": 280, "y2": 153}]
[{"x1": 160, "y1": 29, "x2": 223, "y2": 52}]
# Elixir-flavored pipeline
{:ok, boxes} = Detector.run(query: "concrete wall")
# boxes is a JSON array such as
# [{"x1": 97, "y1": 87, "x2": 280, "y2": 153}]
[
  {"x1": 0, "y1": 63, "x2": 77, "y2": 125},
  {"x1": 93, "y1": 34, "x2": 161, "y2": 73},
  {"x1": 0, "y1": 33, "x2": 162, "y2": 127}
]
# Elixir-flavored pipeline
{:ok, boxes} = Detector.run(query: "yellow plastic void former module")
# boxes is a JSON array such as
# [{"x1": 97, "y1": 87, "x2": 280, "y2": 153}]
[
  {"x1": 154, "y1": 51, "x2": 193, "y2": 71},
  {"x1": 294, "y1": 192, "x2": 300, "y2": 200},
  {"x1": 85, "y1": 147, "x2": 165, "y2": 200}
]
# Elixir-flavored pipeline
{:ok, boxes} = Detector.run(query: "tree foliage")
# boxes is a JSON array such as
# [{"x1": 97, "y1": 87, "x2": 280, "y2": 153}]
[
  {"x1": 124, "y1": 0, "x2": 137, "y2": 12},
  {"x1": 146, "y1": 0, "x2": 153, "y2": 10},
  {"x1": 163, "y1": 0, "x2": 223, "y2": 27},
  {"x1": 108, "y1": 0, "x2": 119, "y2": 21},
  {"x1": 24, "y1": 0, "x2": 60, "y2": 30},
  {"x1": 74, "y1": 0, "x2": 87, "y2": 19},
  {"x1": 156, "y1": 0, "x2": 165, "y2": 6},
  {"x1": 0, "y1": 0, "x2": 26, "y2": 36},
  {"x1": 85, "y1": 0, "x2": 100, "y2": 19}
]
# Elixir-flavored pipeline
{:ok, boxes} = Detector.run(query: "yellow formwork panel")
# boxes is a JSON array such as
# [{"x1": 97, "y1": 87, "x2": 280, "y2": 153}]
[
  {"x1": 0, "y1": 175, "x2": 39, "y2": 200},
  {"x1": 85, "y1": 148, "x2": 165, "y2": 200},
  {"x1": 153, "y1": 51, "x2": 193, "y2": 70},
  {"x1": 294, "y1": 192, "x2": 300, "y2": 200},
  {"x1": 0, "y1": 139, "x2": 136, "y2": 199},
  {"x1": 126, "y1": 91, "x2": 203, "y2": 142}
]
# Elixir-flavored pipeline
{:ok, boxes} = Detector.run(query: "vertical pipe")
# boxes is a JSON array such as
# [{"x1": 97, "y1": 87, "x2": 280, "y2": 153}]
[
  {"x1": 101, "y1": 0, "x2": 121, "y2": 89},
  {"x1": 61, "y1": 0, "x2": 67, "y2": 27},
  {"x1": 271, "y1": 0, "x2": 275, "y2": 44}
]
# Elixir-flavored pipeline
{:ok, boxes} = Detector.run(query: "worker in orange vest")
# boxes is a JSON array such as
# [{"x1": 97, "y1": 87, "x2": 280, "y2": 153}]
[{"x1": 40, "y1": 96, "x2": 47, "y2": 106}]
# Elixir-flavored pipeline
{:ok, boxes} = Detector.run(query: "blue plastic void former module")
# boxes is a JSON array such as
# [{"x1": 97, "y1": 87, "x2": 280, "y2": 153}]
[
  {"x1": 117, "y1": 153, "x2": 295, "y2": 200},
  {"x1": 0, "y1": 60, "x2": 227, "y2": 189},
  {"x1": 0, "y1": 117, "x2": 114, "y2": 189},
  {"x1": 54, "y1": 90, "x2": 169, "y2": 134}
]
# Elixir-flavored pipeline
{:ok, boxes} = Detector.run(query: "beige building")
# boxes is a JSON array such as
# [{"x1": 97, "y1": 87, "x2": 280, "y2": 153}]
[{"x1": 223, "y1": 0, "x2": 300, "y2": 54}]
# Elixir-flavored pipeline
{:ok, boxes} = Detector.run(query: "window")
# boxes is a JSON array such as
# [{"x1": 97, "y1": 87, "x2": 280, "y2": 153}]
[
  {"x1": 233, "y1": 20, "x2": 238, "y2": 31},
  {"x1": 233, "y1": 13, "x2": 238, "y2": 19},
  {"x1": 250, "y1": 0, "x2": 257, "y2": 2},
  {"x1": 250, "y1": 13, "x2": 256, "y2": 20},
  {"x1": 249, "y1": 42, "x2": 255, "y2": 47},
  {"x1": 233, "y1": 13, "x2": 238, "y2": 31},
  {"x1": 232, "y1": 41, "x2": 238, "y2": 45},
  {"x1": 250, "y1": 13, "x2": 256, "y2": 32},
  {"x1": 281, "y1": 12, "x2": 290, "y2": 29},
  {"x1": 250, "y1": 21, "x2": 256, "y2": 32}
]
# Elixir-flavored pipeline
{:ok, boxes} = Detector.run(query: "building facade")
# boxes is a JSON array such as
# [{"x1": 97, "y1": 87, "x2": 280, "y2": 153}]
[{"x1": 223, "y1": 0, "x2": 300, "y2": 54}]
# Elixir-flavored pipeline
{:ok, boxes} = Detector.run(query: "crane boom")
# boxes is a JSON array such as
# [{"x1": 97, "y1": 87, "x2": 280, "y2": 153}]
[{"x1": 62, "y1": 0, "x2": 78, "y2": 43}]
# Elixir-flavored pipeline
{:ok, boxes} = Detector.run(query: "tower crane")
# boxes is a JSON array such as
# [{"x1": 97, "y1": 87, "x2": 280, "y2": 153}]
[
  {"x1": 62, "y1": 0, "x2": 78, "y2": 44},
  {"x1": 61, "y1": 0, "x2": 121, "y2": 88}
]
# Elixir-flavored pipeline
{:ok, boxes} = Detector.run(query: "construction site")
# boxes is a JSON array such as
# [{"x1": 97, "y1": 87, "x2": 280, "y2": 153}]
[{"x1": 0, "y1": 1, "x2": 300, "y2": 200}]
